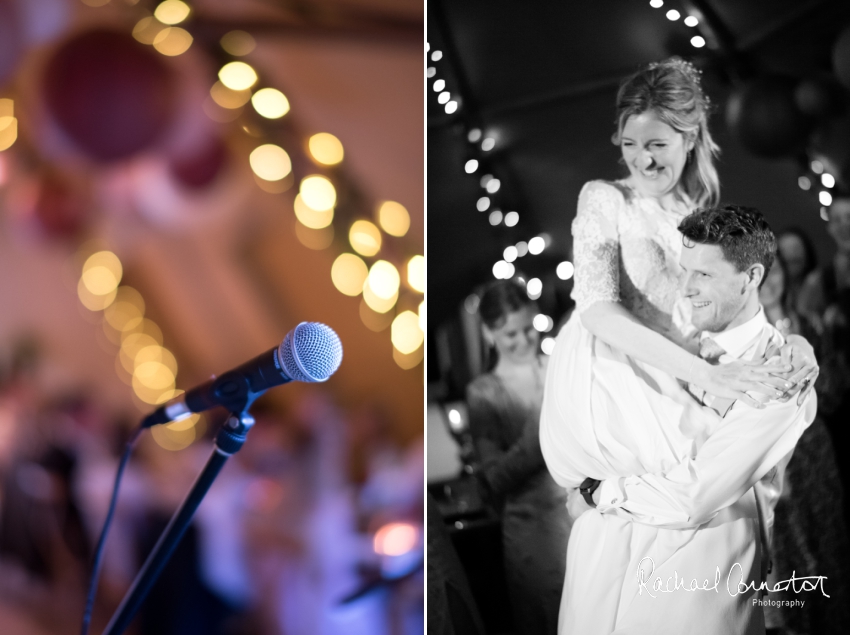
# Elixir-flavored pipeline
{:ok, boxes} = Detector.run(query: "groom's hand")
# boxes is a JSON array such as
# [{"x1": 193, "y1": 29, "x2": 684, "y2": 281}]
[{"x1": 567, "y1": 487, "x2": 595, "y2": 520}]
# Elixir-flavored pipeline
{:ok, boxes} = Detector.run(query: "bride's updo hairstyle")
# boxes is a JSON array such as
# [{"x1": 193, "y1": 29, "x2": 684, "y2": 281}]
[{"x1": 612, "y1": 57, "x2": 720, "y2": 208}]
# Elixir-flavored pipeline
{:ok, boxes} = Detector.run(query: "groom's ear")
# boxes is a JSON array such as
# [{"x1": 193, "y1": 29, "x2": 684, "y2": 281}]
[{"x1": 744, "y1": 263, "x2": 765, "y2": 291}]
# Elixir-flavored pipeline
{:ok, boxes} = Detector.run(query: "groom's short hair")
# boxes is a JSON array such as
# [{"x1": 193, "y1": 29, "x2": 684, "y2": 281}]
[{"x1": 678, "y1": 204, "x2": 776, "y2": 282}]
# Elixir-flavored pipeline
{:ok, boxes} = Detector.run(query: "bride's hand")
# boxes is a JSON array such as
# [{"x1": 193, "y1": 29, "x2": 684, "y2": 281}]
[
  {"x1": 776, "y1": 337, "x2": 819, "y2": 406},
  {"x1": 691, "y1": 358, "x2": 793, "y2": 409}
]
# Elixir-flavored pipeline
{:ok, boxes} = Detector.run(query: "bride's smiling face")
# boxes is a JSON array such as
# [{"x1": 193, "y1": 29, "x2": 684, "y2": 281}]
[{"x1": 621, "y1": 111, "x2": 693, "y2": 200}]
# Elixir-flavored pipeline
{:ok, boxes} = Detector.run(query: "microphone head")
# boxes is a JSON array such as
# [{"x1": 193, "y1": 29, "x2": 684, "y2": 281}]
[{"x1": 279, "y1": 322, "x2": 343, "y2": 382}]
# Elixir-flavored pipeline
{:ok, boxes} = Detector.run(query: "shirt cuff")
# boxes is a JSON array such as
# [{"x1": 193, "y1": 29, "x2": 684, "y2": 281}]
[{"x1": 595, "y1": 477, "x2": 626, "y2": 512}]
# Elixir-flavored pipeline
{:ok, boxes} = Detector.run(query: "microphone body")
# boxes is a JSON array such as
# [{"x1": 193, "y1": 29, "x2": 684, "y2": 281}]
[{"x1": 142, "y1": 322, "x2": 342, "y2": 427}]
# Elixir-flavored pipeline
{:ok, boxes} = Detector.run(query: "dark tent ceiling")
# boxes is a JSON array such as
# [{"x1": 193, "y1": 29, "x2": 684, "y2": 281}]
[{"x1": 427, "y1": 0, "x2": 850, "y2": 384}]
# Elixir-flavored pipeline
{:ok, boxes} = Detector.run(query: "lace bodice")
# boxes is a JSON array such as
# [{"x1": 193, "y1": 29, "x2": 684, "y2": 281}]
[{"x1": 571, "y1": 180, "x2": 691, "y2": 335}]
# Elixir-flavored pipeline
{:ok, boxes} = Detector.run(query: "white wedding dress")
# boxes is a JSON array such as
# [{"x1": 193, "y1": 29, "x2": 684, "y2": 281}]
[{"x1": 540, "y1": 180, "x2": 781, "y2": 634}]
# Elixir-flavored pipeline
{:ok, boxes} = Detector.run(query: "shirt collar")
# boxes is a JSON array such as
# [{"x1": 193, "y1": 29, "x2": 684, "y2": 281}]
[{"x1": 702, "y1": 306, "x2": 768, "y2": 359}]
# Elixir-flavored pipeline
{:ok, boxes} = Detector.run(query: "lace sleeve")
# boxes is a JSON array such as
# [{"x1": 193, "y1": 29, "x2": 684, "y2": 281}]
[{"x1": 571, "y1": 181, "x2": 622, "y2": 312}]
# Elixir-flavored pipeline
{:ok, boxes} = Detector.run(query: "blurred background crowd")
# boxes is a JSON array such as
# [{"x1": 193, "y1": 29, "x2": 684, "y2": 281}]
[{"x1": 0, "y1": 0, "x2": 423, "y2": 633}]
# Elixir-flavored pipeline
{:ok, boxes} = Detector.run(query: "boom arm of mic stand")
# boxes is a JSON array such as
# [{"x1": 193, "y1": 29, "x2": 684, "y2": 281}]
[{"x1": 102, "y1": 410, "x2": 256, "y2": 635}]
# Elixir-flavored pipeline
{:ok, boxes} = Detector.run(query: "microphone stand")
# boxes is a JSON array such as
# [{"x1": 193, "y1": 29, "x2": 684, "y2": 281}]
[{"x1": 102, "y1": 407, "x2": 256, "y2": 635}]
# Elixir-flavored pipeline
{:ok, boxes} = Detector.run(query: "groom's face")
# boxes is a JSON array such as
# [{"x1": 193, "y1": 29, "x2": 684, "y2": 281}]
[{"x1": 680, "y1": 242, "x2": 751, "y2": 332}]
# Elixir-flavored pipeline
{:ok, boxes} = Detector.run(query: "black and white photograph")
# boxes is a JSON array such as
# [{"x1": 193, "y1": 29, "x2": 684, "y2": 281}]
[{"x1": 427, "y1": 2, "x2": 850, "y2": 634}]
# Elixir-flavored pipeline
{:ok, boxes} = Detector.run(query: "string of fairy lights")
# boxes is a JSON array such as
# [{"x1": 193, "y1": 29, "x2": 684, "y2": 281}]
[
  {"x1": 428, "y1": 41, "x2": 572, "y2": 355},
  {"x1": 1, "y1": 0, "x2": 425, "y2": 451},
  {"x1": 645, "y1": 0, "x2": 840, "y2": 220}
]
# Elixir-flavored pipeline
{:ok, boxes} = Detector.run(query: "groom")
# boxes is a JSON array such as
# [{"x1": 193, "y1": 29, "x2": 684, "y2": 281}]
[{"x1": 567, "y1": 205, "x2": 816, "y2": 634}]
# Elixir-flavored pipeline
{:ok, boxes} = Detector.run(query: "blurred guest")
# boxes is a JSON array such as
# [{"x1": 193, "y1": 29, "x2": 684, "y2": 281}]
[
  {"x1": 466, "y1": 279, "x2": 570, "y2": 635},
  {"x1": 798, "y1": 196, "x2": 850, "y2": 323},
  {"x1": 759, "y1": 254, "x2": 850, "y2": 634},
  {"x1": 776, "y1": 227, "x2": 818, "y2": 315},
  {"x1": 797, "y1": 196, "x2": 850, "y2": 520}
]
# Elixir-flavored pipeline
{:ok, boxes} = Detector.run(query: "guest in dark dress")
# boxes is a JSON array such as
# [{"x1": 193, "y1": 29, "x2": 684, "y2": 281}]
[
  {"x1": 759, "y1": 252, "x2": 850, "y2": 635},
  {"x1": 466, "y1": 280, "x2": 571, "y2": 635}
]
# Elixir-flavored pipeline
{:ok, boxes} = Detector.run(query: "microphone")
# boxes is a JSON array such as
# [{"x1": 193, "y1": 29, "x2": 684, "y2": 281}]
[{"x1": 142, "y1": 322, "x2": 343, "y2": 427}]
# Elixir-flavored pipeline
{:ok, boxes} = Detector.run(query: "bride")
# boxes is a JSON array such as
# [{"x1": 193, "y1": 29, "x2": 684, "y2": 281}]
[{"x1": 539, "y1": 58, "x2": 817, "y2": 634}]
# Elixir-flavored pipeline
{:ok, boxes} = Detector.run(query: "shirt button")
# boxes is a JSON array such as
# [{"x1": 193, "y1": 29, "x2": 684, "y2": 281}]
[{"x1": 611, "y1": 499, "x2": 617, "y2": 504}]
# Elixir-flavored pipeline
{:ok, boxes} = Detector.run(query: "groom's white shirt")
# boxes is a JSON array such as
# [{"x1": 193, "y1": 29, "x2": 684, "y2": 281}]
[{"x1": 594, "y1": 306, "x2": 814, "y2": 534}]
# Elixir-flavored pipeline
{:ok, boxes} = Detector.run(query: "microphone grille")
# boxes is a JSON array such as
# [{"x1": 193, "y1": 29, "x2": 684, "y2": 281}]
[{"x1": 279, "y1": 322, "x2": 343, "y2": 382}]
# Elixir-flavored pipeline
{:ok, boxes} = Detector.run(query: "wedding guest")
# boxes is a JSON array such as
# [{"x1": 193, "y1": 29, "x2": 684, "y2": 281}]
[
  {"x1": 776, "y1": 227, "x2": 818, "y2": 315},
  {"x1": 759, "y1": 251, "x2": 850, "y2": 634},
  {"x1": 466, "y1": 279, "x2": 571, "y2": 635}
]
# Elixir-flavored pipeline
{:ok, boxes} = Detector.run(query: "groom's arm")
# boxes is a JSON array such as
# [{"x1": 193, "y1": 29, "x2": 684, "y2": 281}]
[{"x1": 593, "y1": 393, "x2": 815, "y2": 528}]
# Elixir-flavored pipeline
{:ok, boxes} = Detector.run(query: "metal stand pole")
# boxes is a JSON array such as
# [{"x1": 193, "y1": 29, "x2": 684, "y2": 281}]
[{"x1": 102, "y1": 411, "x2": 255, "y2": 635}]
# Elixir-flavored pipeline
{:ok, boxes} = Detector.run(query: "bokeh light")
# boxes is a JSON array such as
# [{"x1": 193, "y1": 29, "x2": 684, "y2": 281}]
[
  {"x1": 331, "y1": 253, "x2": 369, "y2": 296},
  {"x1": 300, "y1": 176, "x2": 336, "y2": 211},
  {"x1": 308, "y1": 133, "x2": 344, "y2": 165},
  {"x1": 294, "y1": 222, "x2": 334, "y2": 250},
  {"x1": 154, "y1": 0, "x2": 191, "y2": 25},
  {"x1": 294, "y1": 194, "x2": 333, "y2": 229},
  {"x1": 391, "y1": 312, "x2": 424, "y2": 355},
  {"x1": 153, "y1": 27, "x2": 193, "y2": 56},
  {"x1": 249, "y1": 144, "x2": 292, "y2": 181},
  {"x1": 219, "y1": 62, "x2": 258, "y2": 91},
  {"x1": 252, "y1": 88, "x2": 290, "y2": 119},
  {"x1": 378, "y1": 201, "x2": 410, "y2": 237},
  {"x1": 366, "y1": 261, "x2": 400, "y2": 300},
  {"x1": 132, "y1": 17, "x2": 165, "y2": 45},
  {"x1": 362, "y1": 283, "x2": 398, "y2": 314},
  {"x1": 556, "y1": 261, "x2": 575, "y2": 280},
  {"x1": 77, "y1": 280, "x2": 117, "y2": 312},
  {"x1": 407, "y1": 255, "x2": 424, "y2": 293},
  {"x1": 220, "y1": 30, "x2": 256, "y2": 56},
  {"x1": 210, "y1": 82, "x2": 252, "y2": 109},
  {"x1": 528, "y1": 236, "x2": 545, "y2": 254},
  {"x1": 541, "y1": 337, "x2": 556, "y2": 355},
  {"x1": 349, "y1": 220, "x2": 382, "y2": 257},
  {"x1": 527, "y1": 278, "x2": 542, "y2": 299},
  {"x1": 359, "y1": 300, "x2": 394, "y2": 332},
  {"x1": 82, "y1": 251, "x2": 123, "y2": 296},
  {"x1": 0, "y1": 116, "x2": 18, "y2": 151}
]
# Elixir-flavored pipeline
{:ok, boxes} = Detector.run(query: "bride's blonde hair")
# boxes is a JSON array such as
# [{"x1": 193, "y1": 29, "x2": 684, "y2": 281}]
[{"x1": 611, "y1": 58, "x2": 720, "y2": 208}]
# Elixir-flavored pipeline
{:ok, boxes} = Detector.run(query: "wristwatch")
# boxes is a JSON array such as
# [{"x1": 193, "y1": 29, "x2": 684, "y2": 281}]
[{"x1": 579, "y1": 477, "x2": 601, "y2": 507}]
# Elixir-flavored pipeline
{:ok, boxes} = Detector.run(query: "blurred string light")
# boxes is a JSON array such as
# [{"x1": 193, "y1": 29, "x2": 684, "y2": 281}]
[
  {"x1": 644, "y1": 1, "x2": 705, "y2": 49},
  {"x1": 219, "y1": 61, "x2": 258, "y2": 90},
  {"x1": 220, "y1": 30, "x2": 256, "y2": 56},
  {"x1": 820, "y1": 191, "x2": 833, "y2": 206},
  {"x1": 556, "y1": 261, "x2": 575, "y2": 280},
  {"x1": 822, "y1": 173, "x2": 835, "y2": 188},
  {"x1": 504, "y1": 211, "x2": 519, "y2": 227},
  {"x1": 154, "y1": 1, "x2": 191, "y2": 25},
  {"x1": 252, "y1": 88, "x2": 290, "y2": 119},
  {"x1": 465, "y1": 159, "x2": 478, "y2": 174},
  {"x1": 527, "y1": 278, "x2": 542, "y2": 299},
  {"x1": 75, "y1": 248, "x2": 198, "y2": 450},
  {"x1": 541, "y1": 337, "x2": 556, "y2": 355},
  {"x1": 349, "y1": 220, "x2": 382, "y2": 257},
  {"x1": 407, "y1": 255, "x2": 425, "y2": 293},
  {"x1": 308, "y1": 133, "x2": 343, "y2": 165},
  {"x1": 811, "y1": 160, "x2": 824, "y2": 174},
  {"x1": 95, "y1": 9, "x2": 419, "y2": 374},
  {"x1": 0, "y1": 99, "x2": 18, "y2": 151},
  {"x1": 798, "y1": 176, "x2": 811, "y2": 190}
]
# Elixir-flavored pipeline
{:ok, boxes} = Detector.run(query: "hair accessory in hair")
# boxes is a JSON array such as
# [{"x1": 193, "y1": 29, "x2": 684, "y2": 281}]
[{"x1": 649, "y1": 57, "x2": 706, "y2": 101}]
